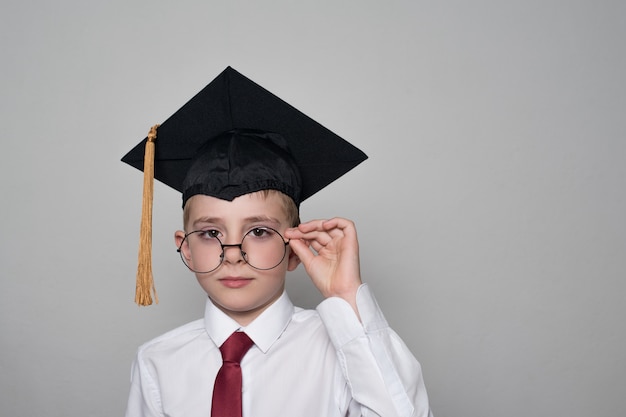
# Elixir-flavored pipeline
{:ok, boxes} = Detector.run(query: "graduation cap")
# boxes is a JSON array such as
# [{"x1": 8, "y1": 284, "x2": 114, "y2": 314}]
[{"x1": 122, "y1": 66, "x2": 367, "y2": 306}]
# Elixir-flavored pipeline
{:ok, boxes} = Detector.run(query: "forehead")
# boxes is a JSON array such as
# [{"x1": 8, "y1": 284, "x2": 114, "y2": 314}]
[{"x1": 185, "y1": 192, "x2": 290, "y2": 227}]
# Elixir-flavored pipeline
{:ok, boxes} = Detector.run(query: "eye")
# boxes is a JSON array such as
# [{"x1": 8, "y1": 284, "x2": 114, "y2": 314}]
[
  {"x1": 197, "y1": 229, "x2": 221, "y2": 240},
  {"x1": 247, "y1": 227, "x2": 273, "y2": 239}
]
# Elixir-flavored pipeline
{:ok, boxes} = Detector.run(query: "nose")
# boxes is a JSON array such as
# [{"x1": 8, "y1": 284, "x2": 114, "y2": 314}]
[{"x1": 221, "y1": 243, "x2": 245, "y2": 264}]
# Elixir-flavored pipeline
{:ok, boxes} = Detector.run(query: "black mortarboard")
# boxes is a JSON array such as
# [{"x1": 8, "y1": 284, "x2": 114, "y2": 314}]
[{"x1": 122, "y1": 66, "x2": 367, "y2": 305}]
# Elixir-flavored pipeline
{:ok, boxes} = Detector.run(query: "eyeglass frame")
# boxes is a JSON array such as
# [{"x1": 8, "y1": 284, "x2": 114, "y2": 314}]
[{"x1": 176, "y1": 226, "x2": 290, "y2": 273}]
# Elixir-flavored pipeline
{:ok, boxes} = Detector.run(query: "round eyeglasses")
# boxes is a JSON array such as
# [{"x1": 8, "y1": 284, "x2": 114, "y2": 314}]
[{"x1": 177, "y1": 227, "x2": 290, "y2": 273}]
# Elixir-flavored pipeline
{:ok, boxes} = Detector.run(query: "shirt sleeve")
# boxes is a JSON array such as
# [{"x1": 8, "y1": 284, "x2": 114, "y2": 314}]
[
  {"x1": 124, "y1": 350, "x2": 164, "y2": 417},
  {"x1": 316, "y1": 284, "x2": 434, "y2": 417}
]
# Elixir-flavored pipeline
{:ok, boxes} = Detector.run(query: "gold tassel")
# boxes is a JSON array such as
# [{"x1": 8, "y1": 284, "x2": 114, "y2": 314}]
[{"x1": 135, "y1": 124, "x2": 160, "y2": 306}]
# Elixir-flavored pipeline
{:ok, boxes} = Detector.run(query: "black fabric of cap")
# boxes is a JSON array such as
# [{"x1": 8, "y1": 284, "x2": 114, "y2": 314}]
[{"x1": 121, "y1": 66, "x2": 367, "y2": 207}]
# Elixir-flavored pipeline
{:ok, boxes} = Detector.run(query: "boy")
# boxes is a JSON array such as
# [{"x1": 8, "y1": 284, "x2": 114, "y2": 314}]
[{"x1": 122, "y1": 67, "x2": 433, "y2": 417}]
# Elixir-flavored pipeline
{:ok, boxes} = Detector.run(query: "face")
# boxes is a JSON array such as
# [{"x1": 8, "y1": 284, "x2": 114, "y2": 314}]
[{"x1": 175, "y1": 192, "x2": 300, "y2": 326}]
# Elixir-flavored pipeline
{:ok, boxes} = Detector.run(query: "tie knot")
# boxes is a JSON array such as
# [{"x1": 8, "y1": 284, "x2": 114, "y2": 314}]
[{"x1": 220, "y1": 332, "x2": 254, "y2": 363}]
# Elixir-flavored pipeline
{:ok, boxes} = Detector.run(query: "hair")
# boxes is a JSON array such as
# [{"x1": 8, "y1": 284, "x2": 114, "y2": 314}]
[{"x1": 182, "y1": 189, "x2": 300, "y2": 231}]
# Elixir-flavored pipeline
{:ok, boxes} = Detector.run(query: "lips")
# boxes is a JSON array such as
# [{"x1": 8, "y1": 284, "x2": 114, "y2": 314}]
[{"x1": 218, "y1": 277, "x2": 253, "y2": 289}]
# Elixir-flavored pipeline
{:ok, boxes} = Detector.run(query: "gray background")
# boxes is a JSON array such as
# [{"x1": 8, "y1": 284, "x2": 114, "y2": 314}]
[{"x1": 1, "y1": 1, "x2": 624, "y2": 416}]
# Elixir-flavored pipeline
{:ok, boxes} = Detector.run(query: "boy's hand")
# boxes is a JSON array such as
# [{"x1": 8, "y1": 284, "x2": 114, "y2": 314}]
[{"x1": 285, "y1": 217, "x2": 363, "y2": 316}]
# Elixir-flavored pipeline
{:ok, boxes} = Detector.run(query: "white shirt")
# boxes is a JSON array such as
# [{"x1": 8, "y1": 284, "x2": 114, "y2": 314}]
[{"x1": 125, "y1": 284, "x2": 433, "y2": 417}]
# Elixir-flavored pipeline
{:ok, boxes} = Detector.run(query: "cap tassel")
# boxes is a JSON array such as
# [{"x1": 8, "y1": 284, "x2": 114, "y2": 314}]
[{"x1": 135, "y1": 124, "x2": 160, "y2": 306}]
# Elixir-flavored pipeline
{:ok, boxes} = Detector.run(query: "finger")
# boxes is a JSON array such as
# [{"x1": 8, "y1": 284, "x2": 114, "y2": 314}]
[
  {"x1": 284, "y1": 221, "x2": 322, "y2": 239},
  {"x1": 296, "y1": 219, "x2": 328, "y2": 233},
  {"x1": 291, "y1": 234, "x2": 328, "y2": 254},
  {"x1": 321, "y1": 217, "x2": 353, "y2": 232},
  {"x1": 288, "y1": 239, "x2": 316, "y2": 266},
  {"x1": 309, "y1": 240, "x2": 327, "y2": 254},
  {"x1": 323, "y1": 217, "x2": 357, "y2": 240},
  {"x1": 286, "y1": 227, "x2": 333, "y2": 246}
]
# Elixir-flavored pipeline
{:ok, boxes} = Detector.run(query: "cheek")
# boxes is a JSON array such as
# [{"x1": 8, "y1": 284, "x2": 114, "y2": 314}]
[
  {"x1": 178, "y1": 243, "x2": 195, "y2": 270},
  {"x1": 256, "y1": 264, "x2": 288, "y2": 287},
  {"x1": 194, "y1": 272, "x2": 219, "y2": 295}
]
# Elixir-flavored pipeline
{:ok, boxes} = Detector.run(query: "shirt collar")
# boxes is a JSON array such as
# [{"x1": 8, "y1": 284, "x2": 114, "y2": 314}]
[{"x1": 204, "y1": 291, "x2": 294, "y2": 353}]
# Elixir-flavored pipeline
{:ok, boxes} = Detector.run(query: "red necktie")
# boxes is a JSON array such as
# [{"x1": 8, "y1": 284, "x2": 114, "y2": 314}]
[{"x1": 211, "y1": 332, "x2": 254, "y2": 417}]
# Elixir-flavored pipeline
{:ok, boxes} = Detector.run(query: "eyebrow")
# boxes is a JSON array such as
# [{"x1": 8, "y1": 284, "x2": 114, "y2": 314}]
[
  {"x1": 244, "y1": 215, "x2": 283, "y2": 225},
  {"x1": 191, "y1": 215, "x2": 283, "y2": 229}
]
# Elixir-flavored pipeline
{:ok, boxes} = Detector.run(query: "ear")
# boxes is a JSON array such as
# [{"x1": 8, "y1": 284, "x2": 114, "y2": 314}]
[
  {"x1": 286, "y1": 247, "x2": 301, "y2": 271},
  {"x1": 174, "y1": 230, "x2": 186, "y2": 248},
  {"x1": 174, "y1": 230, "x2": 192, "y2": 264}
]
